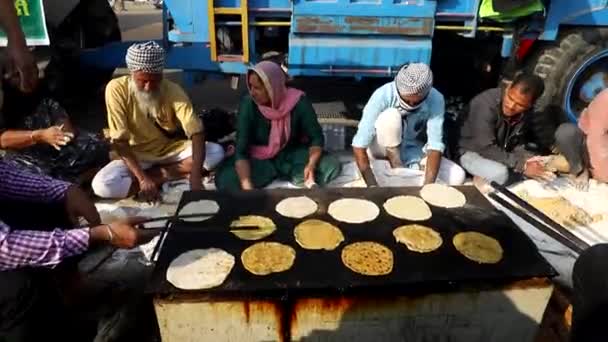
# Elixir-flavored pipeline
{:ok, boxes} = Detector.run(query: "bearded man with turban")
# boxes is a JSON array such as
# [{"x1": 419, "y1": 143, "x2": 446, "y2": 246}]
[
  {"x1": 351, "y1": 63, "x2": 465, "y2": 187},
  {"x1": 92, "y1": 41, "x2": 225, "y2": 200}
]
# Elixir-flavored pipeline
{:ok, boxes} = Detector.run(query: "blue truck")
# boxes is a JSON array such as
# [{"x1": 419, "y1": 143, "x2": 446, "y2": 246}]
[{"x1": 55, "y1": 0, "x2": 604, "y2": 129}]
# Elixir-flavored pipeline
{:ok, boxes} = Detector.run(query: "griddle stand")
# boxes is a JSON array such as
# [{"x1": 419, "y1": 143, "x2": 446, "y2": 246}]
[{"x1": 150, "y1": 187, "x2": 556, "y2": 342}]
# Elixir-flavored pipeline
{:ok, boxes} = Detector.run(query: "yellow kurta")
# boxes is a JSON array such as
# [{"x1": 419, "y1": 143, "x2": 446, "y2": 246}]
[{"x1": 105, "y1": 76, "x2": 203, "y2": 161}]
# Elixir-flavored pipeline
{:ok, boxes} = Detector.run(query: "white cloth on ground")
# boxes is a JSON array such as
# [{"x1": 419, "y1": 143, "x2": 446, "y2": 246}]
[
  {"x1": 92, "y1": 142, "x2": 225, "y2": 198},
  {"x1": 366, "y1": 108, "x2": 465, "y2": 186}
]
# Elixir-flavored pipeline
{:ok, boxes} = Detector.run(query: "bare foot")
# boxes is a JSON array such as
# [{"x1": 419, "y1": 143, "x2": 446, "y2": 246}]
[{"x1": 569, "y1": 168, "x2": 590, "y2": 191}]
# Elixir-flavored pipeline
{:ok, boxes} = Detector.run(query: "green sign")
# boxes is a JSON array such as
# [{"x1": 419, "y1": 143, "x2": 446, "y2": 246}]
[{"x1": 0, "y1": 0, "x2": 50, "y2": 46}]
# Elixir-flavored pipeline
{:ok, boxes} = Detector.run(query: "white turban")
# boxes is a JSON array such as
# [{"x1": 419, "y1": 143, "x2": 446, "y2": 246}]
[
  {"x1": 395, "y1": 63, "x2": 433, "y2": 97},
  {"x1": 126, "y1": 41, "x2": 165, "y2": 74}
]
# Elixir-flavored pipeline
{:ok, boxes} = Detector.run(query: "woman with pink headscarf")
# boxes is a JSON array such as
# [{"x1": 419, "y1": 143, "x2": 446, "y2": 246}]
[{"x1": 215, "y1": 61, "x2": 341, "y2": 191}]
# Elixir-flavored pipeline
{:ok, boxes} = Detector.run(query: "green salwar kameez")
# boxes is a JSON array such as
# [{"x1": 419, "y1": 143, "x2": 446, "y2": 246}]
[{"x1": 215, "y1": 95, "x2": 341, "y2": 191}]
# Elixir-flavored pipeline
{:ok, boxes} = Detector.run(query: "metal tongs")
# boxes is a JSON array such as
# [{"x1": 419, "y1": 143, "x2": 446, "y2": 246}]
[
  {"x1": 488, "y1": 181, "x2": 590, "y2": 254},
  {"x1": 140, "y1": 213, "x2": 259, "y2": 231}
]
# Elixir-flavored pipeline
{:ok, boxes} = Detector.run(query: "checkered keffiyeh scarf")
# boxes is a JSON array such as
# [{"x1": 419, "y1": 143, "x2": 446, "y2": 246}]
[
  {"x1": 395, "y1": 63, "x2": 433, "y2": 97},
  {"x1": 126, "y1": 41, "x2": 165, "y2": 74}
]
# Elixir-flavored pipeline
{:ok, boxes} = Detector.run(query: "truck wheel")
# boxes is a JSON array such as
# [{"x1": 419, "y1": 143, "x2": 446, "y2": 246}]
[{"x1": 532, "y1": 33, "x2": 604, "y2": 122}]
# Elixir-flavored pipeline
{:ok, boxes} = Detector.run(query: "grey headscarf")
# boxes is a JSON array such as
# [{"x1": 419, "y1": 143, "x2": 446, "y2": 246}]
[{"x1": 395, "y1": 63, "x2": 433, "y2": 97}]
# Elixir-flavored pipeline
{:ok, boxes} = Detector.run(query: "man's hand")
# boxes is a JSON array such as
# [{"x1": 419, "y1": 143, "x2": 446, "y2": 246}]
[
  {"x1": 190, "y1": 172, "x2": 204, "y2": 191},
  {"x1": 423, "y1": 150, "x2": 442, "y2": 185},
  {"x1": 524, "y1": 160, "x2": 556, "y2": 182},
  {"x1": 90, "y1": 217, "x2": 157, "y2": 249},
  {"x1": 66, "y1": 185, "x2": 101, "y2": 226},
  {"x1": 5, "y1": 40, "x2": 37, "y2": 93},
  {"x1": 34, "y1": 126, "x2": 74, "y2": 150},
  {"x1": 138, "y1": 177, "x2": 159, "y2": 202},
  {"x1": 353, "y1": 146, "x2": 378, "y2": 187}
]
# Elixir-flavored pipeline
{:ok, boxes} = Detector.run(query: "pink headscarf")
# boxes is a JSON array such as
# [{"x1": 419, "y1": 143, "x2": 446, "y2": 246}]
[{"x1": 247, "y1": 61, "x2": 304, "y2": 160}]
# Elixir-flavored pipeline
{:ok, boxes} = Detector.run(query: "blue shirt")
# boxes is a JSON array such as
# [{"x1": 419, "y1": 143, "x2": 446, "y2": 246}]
[{"x1": 351, "y1": 82, "x2": 446, "y2": 166}]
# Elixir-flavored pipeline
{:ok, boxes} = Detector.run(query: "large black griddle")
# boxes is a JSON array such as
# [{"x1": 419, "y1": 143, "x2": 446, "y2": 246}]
[{"x1": 147, "y1": 187, "x2": 556, "y2": 297}]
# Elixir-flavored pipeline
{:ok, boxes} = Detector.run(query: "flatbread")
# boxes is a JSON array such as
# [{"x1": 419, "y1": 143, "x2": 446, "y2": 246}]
[
  {"x1": 383, "y1": 196, "x2": 432, "y2": 221},
  {"x1": 453, "y1": 232, "x2": 503, "y2": 264},
  {"x1": 341, "y1": 242, "x2": 393, "y2": 276},
  {"x1": 328, "y1": 198, "x2": 380, "y2": 224},
  {"x1": 294, "y1": 219, "x2": 344, "y2": 250},
  {"x1": 178, "y1": 200, "x2": 220, "y2": 222},
  {"x1": 230, "y1": 215, "x2": 276, "y2": 240},
  {"x1": 241, "y1": 242, "x2": 296, "y2": 275},
  {"x1": 420, "y1": 184, "x2": 466, "y2": 208},
  {"x1": 166, "y1": 248, "x2": 235, "y2": 290},
  {"x1": 276, "y1": 196, "x2": 318, "y2": 219},
  {"x1": 393, "y1": 224, "x2": 442, "y2": 253}
]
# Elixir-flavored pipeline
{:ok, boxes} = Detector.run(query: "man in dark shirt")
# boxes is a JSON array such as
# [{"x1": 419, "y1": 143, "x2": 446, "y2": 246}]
[{"x1": 458, "y1": 73, "x2": 554, "y2": 185}]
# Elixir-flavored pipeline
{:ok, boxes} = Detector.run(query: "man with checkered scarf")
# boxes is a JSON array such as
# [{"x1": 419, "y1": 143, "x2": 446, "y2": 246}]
[
  {"x1": 92, "y1": 41, "x2": 225, "y2": 200},
  {"x1": 352, "y1": 63, "x2": 465, "y2": 187}
]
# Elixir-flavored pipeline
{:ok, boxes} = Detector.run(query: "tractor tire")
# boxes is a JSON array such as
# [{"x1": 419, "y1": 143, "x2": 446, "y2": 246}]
[{"x1": 526, "y1": 33, "x2": 597, "y2": 151}]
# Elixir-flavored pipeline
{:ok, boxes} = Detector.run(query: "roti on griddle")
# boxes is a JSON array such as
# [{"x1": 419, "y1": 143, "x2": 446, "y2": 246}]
[
  {"x1": 453, "y1": 232, "x2": 503, "y2": 264},
  {"x1": 341, "y1": 241, "x2": 393, "y2": 276},
  {"x1": 294, "y1": 219, "x2": 344, "y2": 250},
  {"x1": 178, "y1": 200, "x2": 220, "y2": 222},
  {"x1": 328, "y1": 198, "x2": 380, "y2": 224},
  {"x1": 393, "y1": 224, "x2": 442, "y2": 253},
  {"x1": 383, "y1": 196, "x2": 432, "y2": 221},
  {"x1": 420, "y1": 184, "x2": 466, "y2": 208},
  {"x1": 241, "y1": 242, "x2": 296, "y2": 275},
  {"x1": 230, "y1": 215, "x2": 276, "y2": 240},
  {"x1": 276, "y1": 196, "x2": 318, "y2": 218},
  {"x1": 166, "y1": 248, "x2": 235, "y2": 290}
]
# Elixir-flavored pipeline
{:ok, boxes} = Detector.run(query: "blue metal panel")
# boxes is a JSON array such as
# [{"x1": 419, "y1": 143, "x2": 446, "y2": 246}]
[
  {"x1": 501, "y1": 34, "x2": 513, "y2": 58},
  {"x1": 292, "y1": 15, "x2": 433, "y2": 35},
  {"x1": 292, "y1": 0, "x2": 437, "y2": 18},
  {"x1": 288, "y1": 35, "x2": 432, "y2": 73},
  {"x1": 541, "y1": 0, "x2": 608, "y2": 41},
  {"x1": 436, "y1": 0, "x2": 479, "y2": 15},
  {"x1": 79, "y1": 42, "x2": 249, "y2": 74},
  {"x1": 216, "y1": 0, "x2": 291, "y2": 9},
  {"x1": 164, "y1": 0, "x2": 210, "y2": 43}
]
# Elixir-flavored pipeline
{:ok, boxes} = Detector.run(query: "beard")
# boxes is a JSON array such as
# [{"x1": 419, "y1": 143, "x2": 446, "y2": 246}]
[{"x1": 128, "y1": 78, "x2": 162, "y2": 119}]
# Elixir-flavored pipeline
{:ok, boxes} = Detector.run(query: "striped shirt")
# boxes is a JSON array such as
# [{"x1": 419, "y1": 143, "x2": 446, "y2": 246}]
[{"x1": 0, "y1": 161, "x2": 90, "y2": 271}]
